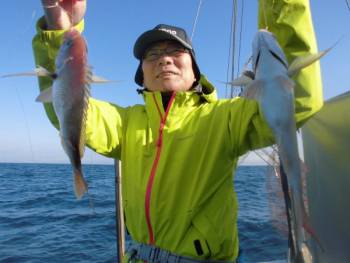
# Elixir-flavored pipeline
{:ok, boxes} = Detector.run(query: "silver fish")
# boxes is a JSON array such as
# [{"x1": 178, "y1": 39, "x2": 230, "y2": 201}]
[{"x1": 229, "y1": 29, "x2": 330, "y2": 262}]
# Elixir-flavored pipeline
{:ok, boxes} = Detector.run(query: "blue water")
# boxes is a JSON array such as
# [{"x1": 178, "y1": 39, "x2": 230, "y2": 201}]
[{"x1": 0, "y1": 163, "x2": 287, "y2": 262}]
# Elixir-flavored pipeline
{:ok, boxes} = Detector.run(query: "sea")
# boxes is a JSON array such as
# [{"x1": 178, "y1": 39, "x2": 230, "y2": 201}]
[{"x1": 0, "y1": 163, "x2": 288, "y2": 263}]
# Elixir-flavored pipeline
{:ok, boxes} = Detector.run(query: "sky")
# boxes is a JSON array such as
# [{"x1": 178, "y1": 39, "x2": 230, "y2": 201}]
[{"x1": 0, "y1": 0, "x2": 349, "y2": 165}]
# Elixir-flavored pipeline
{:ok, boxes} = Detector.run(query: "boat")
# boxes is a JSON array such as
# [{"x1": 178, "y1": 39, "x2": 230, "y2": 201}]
[{"x1": 301, "y1": 91, "x2": 350, "y2": 262}]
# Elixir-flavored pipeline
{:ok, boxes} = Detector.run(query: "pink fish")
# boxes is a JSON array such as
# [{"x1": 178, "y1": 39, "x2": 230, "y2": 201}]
[
  {"x1": 37, "y1": 29, "x2": 90, "y2": 199},
  {"x1": 2, "y1": 29, "x2": 110, "y2": 200}
]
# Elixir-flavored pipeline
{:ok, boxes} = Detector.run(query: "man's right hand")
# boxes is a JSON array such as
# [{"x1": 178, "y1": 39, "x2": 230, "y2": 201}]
[{"x1": 41, "y1": 0, "x2": 86, "y2": 30}]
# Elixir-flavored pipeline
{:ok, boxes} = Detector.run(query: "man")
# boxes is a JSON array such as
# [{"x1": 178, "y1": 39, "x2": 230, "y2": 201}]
[{"x1": 34, "y1": 0, "x2": 323, "y2": 262}]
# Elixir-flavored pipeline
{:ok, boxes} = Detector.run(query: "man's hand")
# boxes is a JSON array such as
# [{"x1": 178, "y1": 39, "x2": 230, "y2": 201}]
[{"x1": 41, "y1": 0, "x2": 86, "y2": 30}]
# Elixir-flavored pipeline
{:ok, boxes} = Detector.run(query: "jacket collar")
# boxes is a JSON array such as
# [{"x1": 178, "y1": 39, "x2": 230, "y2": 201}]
[
  {"x1": 141, "y1": 77, "x2": 217, "y2": 130},
  {"x1": 141, "y1": 74, "x2": 218, "y2": 107}
]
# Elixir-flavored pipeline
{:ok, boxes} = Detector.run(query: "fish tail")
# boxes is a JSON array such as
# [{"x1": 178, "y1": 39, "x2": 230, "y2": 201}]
[
  {"x1": 73, "y1": 169, "x2": 96, "y2": 214},
  {"x1": 73, "y1": 169, "x2": 88, "y2": 200}
]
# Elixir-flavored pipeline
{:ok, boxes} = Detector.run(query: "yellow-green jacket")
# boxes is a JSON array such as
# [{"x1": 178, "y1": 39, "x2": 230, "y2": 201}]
[{"x1": 32, "y1": 0, "x2": 323, "y2": 261}]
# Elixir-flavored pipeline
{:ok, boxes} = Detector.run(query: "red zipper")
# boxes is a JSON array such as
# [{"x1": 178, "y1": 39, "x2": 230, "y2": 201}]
[{"x1": 144, "y1": 92, "x2": 176, "y2": 244}]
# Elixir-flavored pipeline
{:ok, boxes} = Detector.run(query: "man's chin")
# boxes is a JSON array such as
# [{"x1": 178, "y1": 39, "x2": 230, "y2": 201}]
[{"x1": 159, "y1": 80, "x2": 181, "y2": 92}]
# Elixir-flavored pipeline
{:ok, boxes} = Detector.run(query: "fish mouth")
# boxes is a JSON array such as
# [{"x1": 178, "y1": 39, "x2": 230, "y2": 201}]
[{"x1": 156, "y1": 71, "x2": 179, "y2": 78}]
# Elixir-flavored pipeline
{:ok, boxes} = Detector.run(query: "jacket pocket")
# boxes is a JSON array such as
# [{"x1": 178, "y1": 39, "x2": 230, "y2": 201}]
[
  {"x1": 177, "y1": 210, "x2": 222, "y2": 259},
  {"x1": 192, "y1": 211, "x2": 221, "y2": 256},
  {"x1": 177, "y1": 220, "x2": 211, "y2": 259}
]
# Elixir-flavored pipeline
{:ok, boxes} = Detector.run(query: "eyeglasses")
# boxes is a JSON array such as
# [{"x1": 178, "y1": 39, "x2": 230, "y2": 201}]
[{"x1": 143, "y1": 46, "x2": 189, "y2": 62}]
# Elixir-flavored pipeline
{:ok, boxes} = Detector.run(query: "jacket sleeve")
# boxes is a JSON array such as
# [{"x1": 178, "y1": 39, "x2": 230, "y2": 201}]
[
  {"x1": 258, "y1": 0, "x2": 324, "y2": 126},
  {"x1": 199, "y1": 75, "x2": 275, "y2": 156},
  {"x1": 229, "y1": 98, "x2": 276, "y2": 157},
  {"x1": 32, "y1": 17, "x2": 125, "y2": 159}
]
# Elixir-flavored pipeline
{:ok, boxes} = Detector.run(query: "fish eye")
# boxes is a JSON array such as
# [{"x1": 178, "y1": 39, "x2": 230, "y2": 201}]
[
  {"x1": 65, "y1": 39, "x2": 74, "y2": 47},
  {"x1": 243, "y1": 70, "x2": 255, "y2": 80}
]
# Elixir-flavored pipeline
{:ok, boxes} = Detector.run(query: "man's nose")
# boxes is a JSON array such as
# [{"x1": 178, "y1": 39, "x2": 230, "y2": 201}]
[{"x1": 157, "y1": 54, "x2": 173, "y2": 65}]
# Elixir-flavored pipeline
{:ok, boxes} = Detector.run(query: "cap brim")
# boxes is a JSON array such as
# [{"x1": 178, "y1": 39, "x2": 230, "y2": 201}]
[{"x1": 133, "y1": 30, "x2": 193, "y2": 59}]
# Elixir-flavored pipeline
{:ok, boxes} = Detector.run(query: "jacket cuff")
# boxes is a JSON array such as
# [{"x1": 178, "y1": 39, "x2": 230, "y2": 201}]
[{"x1": 35, "y1": 16, "x2": 85, "y2": 48}]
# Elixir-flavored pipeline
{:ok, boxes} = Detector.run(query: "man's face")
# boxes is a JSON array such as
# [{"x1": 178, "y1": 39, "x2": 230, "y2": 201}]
[{"x1": 141, "y1": 41, "x2": 196, "y2": 92}]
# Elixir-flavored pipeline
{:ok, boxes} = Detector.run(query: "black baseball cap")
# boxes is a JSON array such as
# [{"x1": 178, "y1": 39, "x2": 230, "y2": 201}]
[{"x1": 133, "y1": 24, "x2": 201, "y2": 87}]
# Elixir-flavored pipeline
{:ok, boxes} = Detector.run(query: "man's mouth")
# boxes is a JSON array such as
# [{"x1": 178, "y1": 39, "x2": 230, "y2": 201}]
[{"x1": 156, "y1": 71, "x2": 178, "y2": 78}]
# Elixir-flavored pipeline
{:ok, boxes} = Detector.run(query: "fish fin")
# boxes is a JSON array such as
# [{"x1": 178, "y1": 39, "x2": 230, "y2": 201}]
[
  {"x1": 35, "y1": 66, "x2": 53, "y2": 77},
  {"x1": 35, "y1": 87, "x2": 53, "y2": 102},
  {"x1": 241, "y1": 80, "x2": 263, "y2": 100},
  {"x1": 78, "y1": 71, "x2": 91, "y2": 158},
  {"x1": 224, "y1": 70, "x2": 255, "y2": 87},
  {"x1": 60, "y1": 135, "x2": 80, "y2": 160},
  {"x1": 2, "y1": 71, "x2": 39, "y2": 78},
  {"x1": 1, "y1": 66, "x2": 53, "y2": 78},
  {"x1": 85, "y1": 64, "x2": 114, "y2": 84},
  {"x1": 79, "y1": 132, "x2": 86, "y2": 157},
  {"x1": 90, "y1": 74, "x2": 114, "y2": 83},
  {"x1": 79, "y1": 87, "x2": 90, "y2": 158},
  {"x1": 288, "y1": 48, "x2": 331, "y2": 77},
  {"x1": 60, "y1": 131, "x2": 85, "y2": 160},
  {"x1": 275, "y1": 75, "x2": 295, "y2": 92},
  {"x1": 73, "y1": 168, "x2": 88, "y2": 200}
]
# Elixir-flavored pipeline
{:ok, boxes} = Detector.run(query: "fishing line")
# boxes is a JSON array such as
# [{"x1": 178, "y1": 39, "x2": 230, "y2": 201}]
[
  {"x1": 230, "y1": 0, "x2": 238, "y2": 98},
  {"x1": 260, "y1": 147, "x2": 279, "y2": 165},
  {"x1": 235, "y1": 0, "x2": 244, "y2": 97},
  {"x1": 4, "y1": 6, "x2": 39, "y2": 162},
  {"x1": 227, "y1": 0, "x2": 251, "y2": 171},
  {"x1": 15, "y1": 89, "x2": 36, "y2": 162},
  {"x1": 224, "y1": 7, "x2": 233, "y2": 98},
  {"x1": 236, "y1": 0, "x2": 244, "y2": 77},
  {"x1": 19, "y1": 10, "x2": 38, "y2": 163},
  {"x1": 225, "y1": 0, "x2": 237, "y2": 98},
  {"x1": 237, "y1": 153, "x2": 249, "y2": 165},
  {"x1": 191, "y1": 0, "x2": 203, "y2": 40},
  {"x1": 266, "y1": 159, "x2": 289, "y2": 237},
  {"x1": 254, "y1": 150, "x2": 275, "y2": 166}
]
